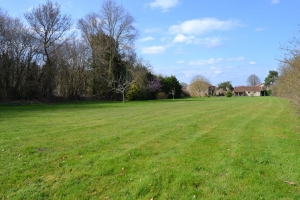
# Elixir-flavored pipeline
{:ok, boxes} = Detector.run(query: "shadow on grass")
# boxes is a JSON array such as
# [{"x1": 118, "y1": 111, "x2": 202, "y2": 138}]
[
  {"x1": 0, "y1": 97, "x2": 237, "y2": 117},
  {"x1": 152, "y1": 97, "x2": 233, "y2": 102},
  {"x1": 0, "y1": 100, "x2": 125, "y2": 116}
]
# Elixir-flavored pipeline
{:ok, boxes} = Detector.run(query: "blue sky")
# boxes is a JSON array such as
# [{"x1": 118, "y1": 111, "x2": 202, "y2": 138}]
[{"x1": 1, "y1": 0, "x2": 300, "y2": 86}]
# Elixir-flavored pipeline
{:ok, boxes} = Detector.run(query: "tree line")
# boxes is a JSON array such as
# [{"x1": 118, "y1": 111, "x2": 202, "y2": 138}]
[
  {"x1": 272, "y1": 34, "x2": 300, "y2": 112},
  {"x1": 0, "y1": 0, "x2": 182, "y2": 102}
]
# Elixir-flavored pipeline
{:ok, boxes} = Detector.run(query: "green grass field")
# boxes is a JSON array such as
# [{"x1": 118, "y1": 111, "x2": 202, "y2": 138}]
[{"x1": 1, "y1": 97, "x2": 300, "y2": 199}]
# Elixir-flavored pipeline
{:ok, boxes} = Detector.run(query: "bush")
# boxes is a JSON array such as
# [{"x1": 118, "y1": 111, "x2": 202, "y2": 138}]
[
  {"x1": 126, "y1": 84, "x2": 141, "y2": 101},
  {"x1": 156, "y1": 92, "x2": 167, "y2": 99},
  {"x1": 160, "y1": 75, "x2": 182, "y2": 99},
  {"x1": 226, "y1": 90, "x2": 233, "y2": 97}
]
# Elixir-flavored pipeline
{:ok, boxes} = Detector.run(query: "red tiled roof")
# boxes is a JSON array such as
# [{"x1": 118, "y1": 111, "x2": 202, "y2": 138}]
[{"x1": 233, "y1": 86, "x2": 262, "y2": 93}]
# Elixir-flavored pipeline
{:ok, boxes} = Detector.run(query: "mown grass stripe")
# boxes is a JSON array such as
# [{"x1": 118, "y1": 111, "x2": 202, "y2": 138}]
[{"x1": 1, "y1": 97, "x2": 300, "y2": 199}]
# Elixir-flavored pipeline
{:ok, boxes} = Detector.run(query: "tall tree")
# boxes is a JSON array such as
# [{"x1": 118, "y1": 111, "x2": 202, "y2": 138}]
[
  {"x1": 264, "y1": 70, "x2": 278, "y2": 87},
  {"x1": 100, "y1": 0, "x2": 138, "y2": 78},
  {"x1": 217, "y1": 81, "x2": 233, "y2": 90},
  {"x1": 247, "y1": 74, "x2": 261, "y2": 86},
  {"x1": 78, "y1": 13, "x2": 109, "y2": 96},
  {"x1": 55, "y1": 38, "x2": 89, "y2": 98},
  {"x1": 160, "y1": 75, "x2": 182, "y2": 99},
  {"x1": 24, "y1": 0, "x2": 73, "y2": 98},
  {"x1": 0, "y1": 10, "x2": 39, "y2": 100},
  {"x1": 77, "y1": 0, "x2": 138, "y2": 98}
]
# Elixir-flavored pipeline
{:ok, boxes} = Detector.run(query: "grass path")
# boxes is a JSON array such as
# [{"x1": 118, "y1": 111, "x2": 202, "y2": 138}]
[{"x1": 0, "y1": 97, "x2": 300, "y2": 199}]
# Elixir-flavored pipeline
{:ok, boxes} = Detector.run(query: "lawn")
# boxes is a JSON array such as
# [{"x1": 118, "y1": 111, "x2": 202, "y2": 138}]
[{"x1": 0, "y1": 97, "x2": 300, "y2": 199}]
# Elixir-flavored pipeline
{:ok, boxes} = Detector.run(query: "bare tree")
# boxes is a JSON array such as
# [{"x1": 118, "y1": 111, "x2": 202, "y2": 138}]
[
  {"x1": 77, "y1": 13, "x2": 107, "y2": 70},
  {"x1": 77, "y1": 0, "x2": 138, "y2": 97},
  {"x1": 111, "y1": 72, "x2": 135, "y2": 103},
  {"x1": 24, "y1": 0, "x2": 73, "y2": 98},
  {"x1": 180, "y1": 82, "x2": 188, "y2": 89},
  {"x1": 78, "y1": 14, "x2": 113, "y2": 96},
  {"x1": 100, "y1": 0, "x2": 138, "y2": 77},
  {"x1": 0, "y1": 10, "x2": 39, "y2": 100},
  {"x1": 55, "y1": 38, "x2": 89, "y2": 98},
  {"x1": 189, "y1": 75, "x2": 211, "y2": 97},
  {"x1": 131, "y1": 57, "x2": 152, "y2": 91},
  {"x1": 169, "y1": 88, "x2": 175, "y2": 100},
  {"x1": 77, "y1": 13, "x2": 104, "y2": 48},
  {"x1": 247, "y1": 74, "x2": 261, "y2": 86},
  {"x1": 276, "y1": 55, "x2": 300, "y2": 107},
  {"x1": 265, "y1": 27, "x2": 300, "y2": 112}
]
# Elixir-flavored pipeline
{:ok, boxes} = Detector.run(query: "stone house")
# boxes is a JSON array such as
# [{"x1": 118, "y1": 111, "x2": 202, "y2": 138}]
[{"x1": 233, "y1": 86, "x2": 264, "y2": 96}]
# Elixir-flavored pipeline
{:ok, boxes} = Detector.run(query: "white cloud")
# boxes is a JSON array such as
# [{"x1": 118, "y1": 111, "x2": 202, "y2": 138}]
[
  {"x1": 173, "y1": 34, "x2": 224, "y2": 49},
  {"x1": 214, "y1": 70, "x2": 222, "y2": 74},
  {"x1": 148, "y1": 0, "x2": 179, "y2": 12},
  {"x1": 140, "y1": 36, "x2": 154, "y2": 42},
  {"x1": 176, "y1": 60, "x2": 185, "y2": 64},
  {"x1": 189, "y1": 58, "x2": 224, "y2": 66},
  {"x1": 173, "y1": 34, "x2": 191, "y2": 43},
  {"x1": 188, "y1": 57, "x2": 245, "y2": 66},
  {"x1": 141, "y1": 46, "x2": 166, "y2": 54},
  {"x1": 271, "y1": 0, "x2": 280, "y2": 4},
  {"x1": 169, "y1": 18, "x2": 242, "y2": 35},
  {"x1": 249, "y1": 61, "x2": 257, "y2": 65}
]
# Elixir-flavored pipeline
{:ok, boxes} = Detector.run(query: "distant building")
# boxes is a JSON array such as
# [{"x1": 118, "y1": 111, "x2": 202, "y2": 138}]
[{"x1": 233, "y1": 86, "x2": 264, "y2": 96}]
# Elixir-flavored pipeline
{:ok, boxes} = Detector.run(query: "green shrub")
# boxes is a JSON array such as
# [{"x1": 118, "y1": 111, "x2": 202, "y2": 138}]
[
  {"x1": 126, "y1": 84, "x2": 141, "y2": 101},
  {"x1": 156, "y1": 92, "x2": 167, "y2": 99},
  {"x1": 226, "y1": 90, "x2": 233, "y2": 97}
]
